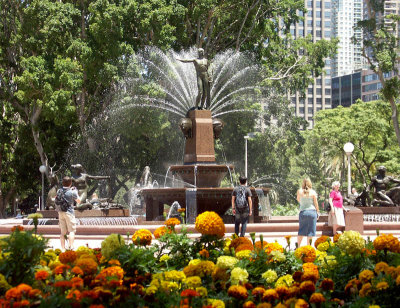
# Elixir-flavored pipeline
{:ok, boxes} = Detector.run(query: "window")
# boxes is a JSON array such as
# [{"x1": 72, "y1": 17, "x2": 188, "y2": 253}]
[
  {"x1": 316, "y1": 1, "x2": 321, "y2": 8},
  {"x1": 316, "y1": 88, "x2": 322, "y2": 95},
  {"x1": 325, "y1": 2, "x2": 331, "y2": 9},
  {"x1": 308, "y1": 98, "x2": 313, "y2": 104},
  {"x1": 316, "y1": 20, "x2": 321, "y2": 27},
  {"x1": 316, "y1": 11, "x2": 321, "y2": 17},
  {"x1": 308, "y1": 88, "x2": 313, "y2": 94},
  {"x1": 316, "y1": 30, "x2": 322, "y2": 37},
  {"x1": 325, "y1": 31, "x2": 331, "y2": 38},
  {"x1": 307, "y1": 0, "x2": 313, "y2": 7},
  {"x1": 300, "y1": 107, "x2": 305, "y2": 114},
  {"x1": 325, "y1": 88, "x2": 331, "y2": 95},
  {"x1": 308, "y1": 11, "x2": 313, "y2": 17},
  {"x1": 308, "y1": 107, "x2": 313, "y2": 114},
  {"x1": 325, "y1": 11, "x2": 331, "y2": 18},
  {"x1": 307, "y1": 20, "x2": 313, "y2": 27},
  {"x1": 325, "y1": 21, "x2": 331, "y2": 27},
  {"x1": 316, "y1": 79, "x2": 322, "y2": 85}
]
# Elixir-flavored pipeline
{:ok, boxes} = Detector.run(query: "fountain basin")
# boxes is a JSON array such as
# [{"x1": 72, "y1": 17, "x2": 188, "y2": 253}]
[
  {"x1": 142, "y1": 187, "x2": 269, "y2": 221},
  {"x1": 170, "y1": 164, "x2": 234, "y2": 187}
]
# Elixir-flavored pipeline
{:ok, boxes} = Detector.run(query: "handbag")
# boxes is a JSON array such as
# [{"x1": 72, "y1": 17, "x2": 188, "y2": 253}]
[{"x1": 325, "y1": 202, "x2": 331, "y2": 212}]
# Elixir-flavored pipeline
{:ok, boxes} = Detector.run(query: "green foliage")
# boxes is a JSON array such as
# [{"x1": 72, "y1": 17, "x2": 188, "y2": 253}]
[
  {"x1": 271, "y1": 203, "x2": 299, "y2": 216},
  {"x1": 0, "y1": 229, "x2": 48, "y2": 285}
]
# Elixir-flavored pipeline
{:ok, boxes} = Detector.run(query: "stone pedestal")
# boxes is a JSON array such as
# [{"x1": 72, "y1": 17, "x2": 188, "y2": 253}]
[
  {"x1": 184, "y1": 110, "x2": 215, "y2": 163},
  {"x1": 344, "y1": 206, "x2": 364, "y2": 234}
]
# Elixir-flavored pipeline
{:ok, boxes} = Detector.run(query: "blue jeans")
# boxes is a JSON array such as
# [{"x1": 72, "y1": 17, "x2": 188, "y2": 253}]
[{"x1": 235, "y1": 208, "x2": 249, "y2": 237}]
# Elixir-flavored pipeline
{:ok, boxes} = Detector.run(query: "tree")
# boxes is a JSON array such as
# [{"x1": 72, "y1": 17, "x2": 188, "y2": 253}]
[{"x1": 355, "y1": 0, "x2": 400, "y2": 147}]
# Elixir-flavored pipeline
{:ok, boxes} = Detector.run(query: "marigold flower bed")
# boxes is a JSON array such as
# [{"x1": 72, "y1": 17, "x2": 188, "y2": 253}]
[{"x1": 0, "y1": 212, "x2": 399, "y2": 307}]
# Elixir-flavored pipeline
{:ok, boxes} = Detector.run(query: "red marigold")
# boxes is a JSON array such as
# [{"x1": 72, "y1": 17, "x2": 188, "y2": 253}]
[
  {"x1": 292, "y1": 271, "x2": 303, "y2": 282},
  {"x1": 71, "y1": 277, "x2": 84, "y2": 288},
  {"x1": 59, "y1": 251, "x2": 77, "y2": 264},
  {"x1": 299, "y1": 280, "x2": 316, "y2": 295},
  {"x1": 320, "y1": 278, "x2": 334, "y2": 291},
  {"x1": 54, "y1": 280, "x2": 73, "y2": 289},
  {"x1": 35, "y1": 270, "x2": 49, "y2": 281},
  {"x1": 180, "y1": 289, "x2": 200, "y2": 298},
  {"x1": 11, "y1": 225, "x2": 24, "y2": 232},
  {"x1": 66, "y1": 289, "x2": 81, "y2": 301},
  {"x1": 89, "y1": 305, "x2": 105, "y2": 308},
  {"x1": 275, "y1": 285, "x2": 290, "y2": 299},
  {"x1": 262, "y1": 289, "x2": 279, "y2": 302},
  {"x1": 81, "y1": 290, "x2": 99, "y2": 300},
  {"x1": 227, "y1": 285, "x2": 248, "y2": 300}
]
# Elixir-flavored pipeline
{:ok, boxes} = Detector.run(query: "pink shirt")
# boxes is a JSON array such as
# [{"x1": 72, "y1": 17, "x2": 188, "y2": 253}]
[{"x1": 330, "y1": 190, "x2": 343, "y2": 208}]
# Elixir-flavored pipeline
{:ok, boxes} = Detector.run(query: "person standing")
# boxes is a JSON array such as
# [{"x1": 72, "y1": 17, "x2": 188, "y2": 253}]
[
  {"x1": 232, "y1": 176, "x2": 253, "y2": 237},
  {"x1": 328, "y1": 181, "x2": 345, "y2": 235},
  {"x1": 297, "y1": 178, "x2": 320, "y2": 247},
  {"x1": 55, "y1": 176, "x2": 81, "y2": 251}
]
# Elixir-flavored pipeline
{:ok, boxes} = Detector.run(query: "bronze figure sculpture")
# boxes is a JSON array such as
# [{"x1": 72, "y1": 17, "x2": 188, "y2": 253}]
[
  {"x1": 177, "y1": 48, "x2": 211, "y2": 109},
  {"x1": 367, "y1": 166, "x2": 400, "y2": 206}
]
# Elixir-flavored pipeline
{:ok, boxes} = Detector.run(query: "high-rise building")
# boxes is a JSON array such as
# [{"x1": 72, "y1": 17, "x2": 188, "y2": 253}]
[
  {"x1": 331, "y1": 0, "x2": 363, "y2": 77},
  {"x1": 289, "y1": 0, "x2": 333, "y2": 128}
]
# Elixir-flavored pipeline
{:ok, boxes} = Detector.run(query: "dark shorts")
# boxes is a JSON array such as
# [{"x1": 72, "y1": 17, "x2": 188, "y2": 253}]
[{"x1": 298, "y1": 210, "x2": 317, "y2": 236}]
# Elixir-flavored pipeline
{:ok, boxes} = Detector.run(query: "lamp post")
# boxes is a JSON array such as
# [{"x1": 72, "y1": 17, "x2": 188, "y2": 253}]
[
  {"x1": 244, "y1": 135, "x2": 249, "y2": 178},
  {"x1": 343, "y1": 142, "x2": 354, "y2": 196},
  {"x1": 39, "y1": 165, "x2": 47, "y2": 211}
]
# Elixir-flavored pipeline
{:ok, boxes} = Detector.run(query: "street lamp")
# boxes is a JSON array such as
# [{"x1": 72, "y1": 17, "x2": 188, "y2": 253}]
[
  {"x1": 343, "y1": 142, "x2": 354, "y2": 196},
  {"x1": 244, "y1": 133, "x2": 256, "y2": 178},
  {"x1": 39, "y1": 165, "x2": 47, "y2": 211}
]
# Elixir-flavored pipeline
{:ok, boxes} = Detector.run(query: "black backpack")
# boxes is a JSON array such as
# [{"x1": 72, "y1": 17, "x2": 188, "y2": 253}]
[
  {"x1": 235, "y1": 186, "x2": 248, "y2": 209},
  {"x1": 55, "y1": 188, "x2": 70, "y2": 212}
]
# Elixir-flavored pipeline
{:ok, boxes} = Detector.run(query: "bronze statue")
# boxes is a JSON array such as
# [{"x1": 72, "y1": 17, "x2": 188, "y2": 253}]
[
  {"x1": 46, "y1": 165, "x2": 59, "y2": 210},
  {"x1": 212, "y1": 118, "x2": 224, "y2": 139},
  {"x1": 140, "y1": 166, "x2": 152, "y2": 187},
  {"x1": 179, "y1": 118, "x2": 192, "y2": 139},
  {"x1": 70, "y1": 164, "x2": 111, "y2": 209},
  {"x1": 367, "y1": 166, "x2": 400, "y2": 206},
  {"x1": 177, "y1": 48, "x2": 211, "y2": 109}
]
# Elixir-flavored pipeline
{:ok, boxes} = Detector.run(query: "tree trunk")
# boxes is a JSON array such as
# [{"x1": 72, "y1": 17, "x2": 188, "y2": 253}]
[{"x1": 388, "y1": 97, "x2": 400, "y2": 148}]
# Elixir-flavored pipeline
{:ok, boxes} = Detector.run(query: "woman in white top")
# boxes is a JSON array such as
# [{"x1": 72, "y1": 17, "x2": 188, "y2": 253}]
[{"x1": 297, "y1": 178, "x2": 320, "y2": 247}]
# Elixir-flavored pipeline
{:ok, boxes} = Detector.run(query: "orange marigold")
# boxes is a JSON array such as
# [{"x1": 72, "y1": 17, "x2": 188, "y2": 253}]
[
  {"x1": 299, "y1": 280, "x2": 316, "y2": 295},
  {"x1": 359, "y1": 269, "x2": 374, "y2": 283},
  {"x1": 54, "y1": 264, "x2": 71, "y2": 275},
  {"x1": 35, "y1": 270, "x2": 49, "y2": 281},
  {"x1": 17, "y1": 284, "x2": 32, "y2": 295},
  {"x1": 309, "y1": 292, "x2": 325, "y2": 303},
  {"x1": 254, "y1": 240, "x2": 268, "y2": 251},
  {"x1": 295, "y1": 298, "x2": 308, "y2": 308},
  {"x1": 235, "y1": 243, "x2": 254, "y2": 253},
  {"x1": 66, "y1": 289, "x2": 81, "y2": 301},
  {"x1": 132, "y1": 229, "x2": 153, "y2": 246},
  {"x1": 180, "y1": 289, "x2": 200, "y2": 298},
  {"x1": 230, "y1": 237, "x2": 253, "y2": 250},
  {"x1": 199, "y1": 249, "x2": 210, "y2": 259},
  {"x1": 359, "y1": 282, "x2": 372, "y2": 297},
  {"x1": 11, "y1": 225, "x2": 24, "y2": 232},
  {"x1": 302, "y1": 263, "x2": 319, "y2": 282},
  {"x1": 71, "y1": 277, "x2": 84, "y2": 288},
  {"x1": 294, "y1": 245, "x2": 316, "y2": 263},
  {"x1": 5, "y1": 287, "x2": 21, "y2": 300},
  {"x1": 251, "y1": 286, "x2": 265, "y2": 298},
  {"x1": 165, "y1": 218, "x2": 181, "y2": 228},
  {"x1": 89, "y1": 305, "x2": 105, "y2": 308},
  {"x1": 153, "y1": 226, "x2": 169, "y2": 239},
  {"x1": 275, "y1": 285, "x2": 290, "y2": 299},
  {"x1": 75, "y1": 257, "x2": 98, "y2": 275},
  {"x1": 195, "y1": 211, "x2": 225, "y2": 238},
  {"x1": 59, "y1": 251, "x2": 77, "y2": 265},
  {"x1": 54, "y1": 280, "x2": 73, "y2": 289},
  {"x1": 314, "y1": 235, "x2": 329, "y2": 249},
  {"x1": 243, "y1": 301, "x2": 256, "y2": 308},
  {"x1": 71, "y1": 266, "x2": 84, "y2": 276},
  {"x1": 333, "y1": 233, "x2": 341, "y2": 243},
  {"x1": 97, "y1": 266, "x2": 124, "y2": 281},
  {"x1": 227, "y1": 285, "x2": 248, "y2": 300},
  {"x1": 262, "y1": 289, "x2": 279, "y2": 302},
  {"x1": 375, "y1": 262, "x2": 389, "y2": 274},
  {"x1": 373, "y1": 233, "x2": 400, "y2": 252},
  {"x1": 265, "y1": 242, "x2": 284, "y2": 254}
]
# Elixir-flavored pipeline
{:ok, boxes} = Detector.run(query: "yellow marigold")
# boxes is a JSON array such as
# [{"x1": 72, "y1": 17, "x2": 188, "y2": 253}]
[
  {"x1": 164, "y1": 270, "x2": 186, "y2": 281},
  {"x1": 216, "y1": 256, "x2": 239, "y2": 270},
  {"x1": 294, "y1": 245, "x2": 316, "y2": 263},
  {"x1": 228, "y1": 285, "x2": 248, "y2": 300},
  {"x1": 164, "y1": 218, "x2": 181, "y2": 228},
  {"x1": 196, "y1": 260, "x2": 215, "y2": 277},
  {"x1": 309, "y1": 292, "x2": 325, "y2": 303},
  {"x1": 75, "y1": 257, "x2": 98, "y2": 275},
  {"x1": 369, "y1": 306, "x2": 380, "y2": 308},
  {"x1": 196, "y1": 286, "x2": 208, "y2": 297},
  {"x1": 195, "y1": 211, "x2": 225, "y2": 237},
  {"x1": 359, "y1": 269, "x2": 374, "y2": 283},
  {"x1": 207, "y1": 299, "x2": 225, "y2": 308},
  {"x1": 265, "y1": 242, "x2": 284, "y2": 254},
  {"x1": 262, "y1": 289, "x2": 279, "y2": 302},
  {"x1": 255, "y1": 303, "x2": 271, "y2": 308},
  {"x1": 59, "y1": 251, "x2": 77, "y2": 265},
  {"x1": 230, "y1": 267, "x2": 249, "y2": 285},
  {"x1": 132, "y1": 229, "x2": 152, "y2": 246},
  {"x1": 359, "y1": 282, "x2": 372, "y2": 297},
  {"x1": 270, "y1": 251, "x2": 286, "y2": 263},
  {"x1": 145, "y1": 285, "x2": 158, "y2": 295},
  {"x1": 375, "y1": 262, "x2": 389, "y2": 274},
  {"x1": 274, "y1": 303, "x2": 286, "y2": 308},
  {"x1": 160, "y1": 254, "x2": 170, "y2": 262},
  {"x1": 184, "y1": 276, "x2": 202, "y2": 288},
  {"x1": 314, "y1": 235, "x2": 329, "y2": 248},
  {"x1": 337, "y1": 231, "x2": 365, "y2": 256},
  {"x1": 275, "y1": 274, "x2": 294, "y2": 287},
  {"x1": 153, "y1": 226, "x2": 169, "y2": 239},
  {"x1": 373, "y1": 233, "x2": 400, "y2": 252},
  {"x1": 236, "y1": 250, "x2": 252, "y2": 259},
  {"x1": 262, "y1": 270, "x2": 278, "y2": 284},
  {"x1": 317, "y1": 241, "x2": 330, "y2": 252},
  {"x1": 375, "y1": 281, "x2": 389, "y2": 291}
]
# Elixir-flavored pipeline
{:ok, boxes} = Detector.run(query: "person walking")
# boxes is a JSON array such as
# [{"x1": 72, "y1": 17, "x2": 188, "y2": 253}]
[
  {"x1": 328, "y1": 181, "x2": 346, "y2": 235},
  {"x1": 297, "y1": 178, "x2": 320, "y2": 247},
  {"x1": 55, "y1": 176, "x2": 81, "y2": 251},
  {"x1": 232, "y1": 176, "x2": 253, "y2": 237}
]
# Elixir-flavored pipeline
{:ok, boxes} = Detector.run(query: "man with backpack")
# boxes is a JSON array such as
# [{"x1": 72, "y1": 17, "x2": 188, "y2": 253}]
[
  {"x1": 55, "y1": 176, "x2": 81, "y2": 251},
  {"x1": 231, "y1": 176, "x2": 253, "y2": 237}
]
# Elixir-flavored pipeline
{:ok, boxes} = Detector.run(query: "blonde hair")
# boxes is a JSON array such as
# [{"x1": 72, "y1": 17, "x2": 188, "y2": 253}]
[
  {"x1": 332, "y1": 181, "x2": 340, "y2": 189},
  {"x1": 302, "y1": 178, "x2": 312, "y2": 196}
]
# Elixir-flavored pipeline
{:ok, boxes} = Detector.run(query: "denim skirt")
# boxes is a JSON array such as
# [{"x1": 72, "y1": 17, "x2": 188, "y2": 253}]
[{"x1": 298, "y1": 209, "x2": 317, "y2": 236}]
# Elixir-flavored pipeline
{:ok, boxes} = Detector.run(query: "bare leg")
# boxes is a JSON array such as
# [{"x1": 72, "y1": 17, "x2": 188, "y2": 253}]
[
  {"x1": 333, "y1": 224, "x2": 339, "y2": 235},
  {"x1": 297, "y1": 236, "x2": 303, "y2": 247},
  {"x1": 60, "y1": 234, "x2": 66, "y2": 251},
  {"x1": 68, "y1": 232, "x2": 75, "y2": 250}
]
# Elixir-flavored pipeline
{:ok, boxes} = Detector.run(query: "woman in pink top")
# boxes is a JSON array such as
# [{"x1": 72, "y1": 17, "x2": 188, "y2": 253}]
[{"x1": 328, "y1": 181, "x2": 345, "y2": 234}]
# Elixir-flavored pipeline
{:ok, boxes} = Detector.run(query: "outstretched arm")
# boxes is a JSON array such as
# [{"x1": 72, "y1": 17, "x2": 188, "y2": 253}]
[
  {"x1": 87, "y1": 175, "x2": 111, "y2": 180},
  {"x1": 176, "y1": 58, "x2": 195, "y2": 63}
]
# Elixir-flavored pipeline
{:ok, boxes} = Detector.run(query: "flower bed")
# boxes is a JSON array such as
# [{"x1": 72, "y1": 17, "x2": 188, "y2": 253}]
[{"x1": 0, "y1": 212, "x2": 400, "y2": 307}]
